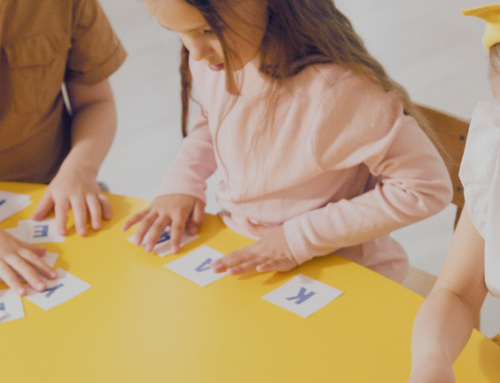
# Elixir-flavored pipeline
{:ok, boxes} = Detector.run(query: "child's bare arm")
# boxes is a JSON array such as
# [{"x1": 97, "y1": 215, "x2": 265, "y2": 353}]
[
  {"x1": 31, "y1": 79, "x2": 117, "y2": 236},
  {"x1": 408, "y1": 205, "x2": 487, "y2": 383}
]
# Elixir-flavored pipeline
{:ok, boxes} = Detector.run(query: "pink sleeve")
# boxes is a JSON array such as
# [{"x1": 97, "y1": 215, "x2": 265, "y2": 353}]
[
  {"x1": 157, "y1": 113, "x2": 218, "y2": 203},
  {"x1": 283, "y1": 76, "x2": 453, "y2": 264}
]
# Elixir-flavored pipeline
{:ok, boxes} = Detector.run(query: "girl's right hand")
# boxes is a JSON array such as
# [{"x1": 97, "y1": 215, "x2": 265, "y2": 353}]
[
  {"x1": 122, "y1": 194, "x2": 205, "y2": 253},
  {"x1": 0, "y1": 229, "x2": 58, "y2": 296}
]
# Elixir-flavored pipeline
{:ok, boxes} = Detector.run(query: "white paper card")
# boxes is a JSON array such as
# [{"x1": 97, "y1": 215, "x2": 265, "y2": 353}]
[
  {"x1": 40, "y1": 252, "x2": 59, "y2": 268},
  {"x1": 24, "y1": 268, "x2": 91, "y2": 310},
  {"x1": 0, "y1": 288, "x2": 25, "y2": 323},
  {"x1": 17, "y1": 219, "x2": 65, "y2": 244},
  {"x1": 262, "y1": 274, "x2": 343, "y2": 318},
  {"x1": 128, "y1": 228, "x2": 199, "y2": 257},
  {"x1": 0, "y1": 191, "x2": 31, "y2": 222},
  {"x1": 4, "y1": 226, "x2": 28, "y2": 242},
  {"x1": 165, "y1": 245, "x2": 227, "y2": 287}
]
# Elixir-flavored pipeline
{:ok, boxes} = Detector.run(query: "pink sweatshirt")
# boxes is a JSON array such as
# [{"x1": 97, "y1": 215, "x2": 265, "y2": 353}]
[{"x1": 159, "y1": 60, "x2": 453, "y2": 282}]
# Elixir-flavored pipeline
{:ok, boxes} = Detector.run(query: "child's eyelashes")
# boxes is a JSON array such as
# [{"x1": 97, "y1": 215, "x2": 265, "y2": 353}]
[{"x1": 203, "y1": 29, "x2": 214, "y2": 35}]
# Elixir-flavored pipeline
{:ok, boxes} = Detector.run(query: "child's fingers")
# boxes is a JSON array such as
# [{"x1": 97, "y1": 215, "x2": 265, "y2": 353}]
[
  {"x1": 86, "y1": 194, "x2": 103, "y2": 231},
  {"x1": 30, "y1": 192, "x2": 55, "y2": 221},
  {"x1": 18, "y1": 248, "x2": 58, "y2": 279},
  {"x1": 98, "y1": 193, "x2": 112, "y2": 220},
  {"x1": 169, "y1": 213, "x2": 190, "y2": 254},
  {"x1": 54, "y1": 199, "x2": 70, "y2": 236},
  {"x1": 134, "y1": 212, "x2": 162, "y2": 248},
  {"x1": 0, "y1": 261, "x2": 27, "y2": 296},
  {"x1": 144, "y1": 217, "x2": 171, "y2": 252},
  {"x1": 3, "y1": 255, "x2": 47, "y2": 293},
  {"x1": 256, "y1": 258, "x2": 296, "y2": 273},
  {"x1": 210, "y1": 250, "x2": 250, "y2": 273},
  {"x1": 187, "y1": 200, "x2": 205, "y2": 235},
  {"x1": 71, "y1": 197, "x2": 88, "y2": 237},
  {"x1": 121, "y1": 210, "x2": 149, "y2": 231},
  {"x1": 227, "y1": 258, "x2": 263, "y2": 275}
]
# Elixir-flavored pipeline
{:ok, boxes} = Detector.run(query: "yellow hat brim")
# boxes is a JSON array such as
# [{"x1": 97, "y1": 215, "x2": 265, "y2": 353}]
[{"x1": 462, "y1": 4, "x2": 500, "y2": 51}]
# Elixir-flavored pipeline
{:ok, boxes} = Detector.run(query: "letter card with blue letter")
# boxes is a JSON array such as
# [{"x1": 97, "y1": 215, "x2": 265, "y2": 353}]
[
  {"x1": 0, "y1": 191, "x2": 31, "y2": 222},
  {"x1": 0, "y1": 288, "x2": 25, "y2": 323},
  {"x1": 262, "y1": 274, "x2": 343, "y2": 318},
  {"x1": 17, "y1": 219, "x2": 65, "y2": 244},
  {"x1": 24, "y1": 269, "x2": 91, "y2": 311},
  {"x1": 164, "y1": 245, "x2": 227, "y2": 287},
  {"x1": 128, "y1": 227, "x2": 198, "y2": 257}
]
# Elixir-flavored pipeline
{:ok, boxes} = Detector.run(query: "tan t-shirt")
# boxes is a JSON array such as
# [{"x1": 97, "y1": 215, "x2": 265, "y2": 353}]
[{"x1": 0, "y1": 0, "x2": 126, "y2": 183}]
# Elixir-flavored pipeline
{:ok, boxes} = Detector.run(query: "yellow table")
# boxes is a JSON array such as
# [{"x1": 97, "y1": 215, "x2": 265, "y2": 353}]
[{"x1": 0, "y1": 182, "x2": 499, "y2": 382}]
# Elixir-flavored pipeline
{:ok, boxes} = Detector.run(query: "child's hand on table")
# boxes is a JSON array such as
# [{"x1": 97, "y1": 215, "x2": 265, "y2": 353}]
[
  {"x1": 30, "y1": 164, "x2": 112, "y2": 237},
  {"x1": 122, "y1": 194, "x2": 205, "y2": 253},
  {"x1": 0, "y1": 230, "x2": 57, "y2": 296},
  {"x1": 210, "y1": 223, "x2": 298, "y2": 275}
]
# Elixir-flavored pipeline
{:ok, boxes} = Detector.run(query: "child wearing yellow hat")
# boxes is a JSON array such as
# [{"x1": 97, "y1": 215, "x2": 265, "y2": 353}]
[{"x1": 408, "y1": 4, "x2": 500, "y2": 382}]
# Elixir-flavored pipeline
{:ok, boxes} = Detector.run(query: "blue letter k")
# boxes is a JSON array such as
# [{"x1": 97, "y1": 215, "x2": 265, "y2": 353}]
[{"x1": 286, "y1": 287, "x2": 316, "y2": 304}]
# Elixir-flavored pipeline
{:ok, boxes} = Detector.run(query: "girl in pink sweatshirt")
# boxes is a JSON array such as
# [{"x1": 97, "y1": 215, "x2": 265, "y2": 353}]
[{"x1": 123, "y1": 0, "x2": 452, "y2": 282}]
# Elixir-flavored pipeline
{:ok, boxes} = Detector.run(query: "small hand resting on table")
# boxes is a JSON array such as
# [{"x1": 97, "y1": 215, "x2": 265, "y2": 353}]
[
  {"x1": 122, "y1": 194, "x2": 205, "y2": 253},
  {"x1": 210, "y1": 222, "x2": 298, "y2": 275},
  {"x1": 0, "y1": 230, "x2": 57, "y2": 296},
  {"x1": 30, "y1": 164, "x2": 112, "y2": 237}
]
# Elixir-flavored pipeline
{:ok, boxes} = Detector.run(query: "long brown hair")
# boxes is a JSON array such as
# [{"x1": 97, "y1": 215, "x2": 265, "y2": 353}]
[{"x1": 179, "y1": 0, "x2": 431, "y2": 138}]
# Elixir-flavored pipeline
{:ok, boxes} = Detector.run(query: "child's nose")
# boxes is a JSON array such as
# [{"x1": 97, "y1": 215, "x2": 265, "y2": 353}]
[
  {"x1": 185, "y1": 39, "x2": 212, "y2": 62},
  {"x1": 190, "y1": 45, "x2": 212, "y2": 62}
]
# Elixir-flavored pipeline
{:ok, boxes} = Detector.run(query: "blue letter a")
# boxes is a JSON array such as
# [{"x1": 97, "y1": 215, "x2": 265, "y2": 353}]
[
  {"x1": 44, "y1": 283, "x2": 64, "y2": 297},
  {"x1": 195, "y1": 258, "x2": 212, "y2": 272}
]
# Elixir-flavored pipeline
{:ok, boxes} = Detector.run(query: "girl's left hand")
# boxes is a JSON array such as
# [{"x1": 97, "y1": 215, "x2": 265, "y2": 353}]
[{"x1": 210, "y1": 223, "x2": 298, "y2": 275}]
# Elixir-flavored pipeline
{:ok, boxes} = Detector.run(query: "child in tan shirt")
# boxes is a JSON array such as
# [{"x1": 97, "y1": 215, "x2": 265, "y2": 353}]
[{"x1": 0, "y1": 0, "x2": 126, "y2": 295}]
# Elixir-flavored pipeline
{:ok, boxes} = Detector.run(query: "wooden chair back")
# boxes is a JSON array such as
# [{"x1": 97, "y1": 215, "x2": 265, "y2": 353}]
[{"x1": 416, "y1": 105, "x2": 469, "y2": 226}]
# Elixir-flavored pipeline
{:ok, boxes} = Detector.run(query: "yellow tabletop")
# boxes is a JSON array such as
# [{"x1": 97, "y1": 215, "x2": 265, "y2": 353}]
[{"x1": 0, "y1": 182, "x2": 499, "y2": 383}]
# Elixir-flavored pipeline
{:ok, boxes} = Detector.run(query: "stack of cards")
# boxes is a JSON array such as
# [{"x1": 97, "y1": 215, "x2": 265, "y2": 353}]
[
  {"x1": 4, "y1": 218, "x2": 65, "y2": 244},
  {"x1": 0, "y1": 190, "x2": 32, "y2": 222},
  {"x1": 128, "y1": 227, "x2": 198, "y2": 257}
]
